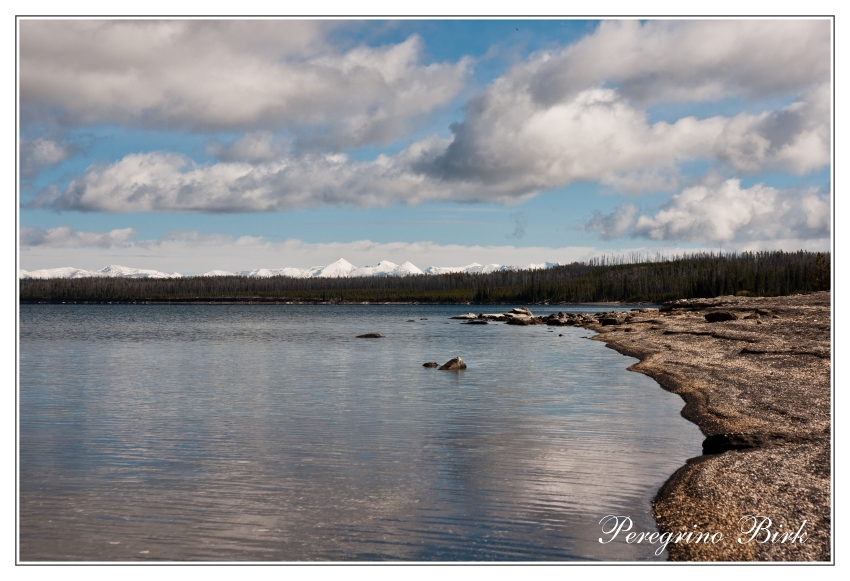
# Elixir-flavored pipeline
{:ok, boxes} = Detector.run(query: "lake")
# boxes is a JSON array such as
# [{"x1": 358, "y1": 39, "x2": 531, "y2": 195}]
[{"x1": 19, "y1": 304, "x2": 703, "y2": 561}]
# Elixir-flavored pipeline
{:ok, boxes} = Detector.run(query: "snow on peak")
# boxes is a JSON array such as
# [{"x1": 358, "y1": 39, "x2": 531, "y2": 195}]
[
  {"x1": 20, "y1": 259, "x2": 562, "y2": 280},
  {"x1": 349, "y1": 260, "x2": 425, "y2": 278},
  {"x1": 20, "y1": 265, "x2": 180, "y2": 279},
  {"x1": 396, "y1": 261, "x2": 424, "y2": 276},
  {"x1": 315, "y1": 258, "x2": 356, "y2": 278},
  {"x1": 97, "y1": 265, "x2": 181, "y2": 278}
]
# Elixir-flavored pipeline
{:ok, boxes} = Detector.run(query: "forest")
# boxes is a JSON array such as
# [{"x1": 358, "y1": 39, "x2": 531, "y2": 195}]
[{"x1": 19, "y1": 251, "x2": 831, "y2": 304}]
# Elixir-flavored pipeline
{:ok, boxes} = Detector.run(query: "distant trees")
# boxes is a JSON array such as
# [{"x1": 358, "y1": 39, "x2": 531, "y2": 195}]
[{"x1": 20, "y1": 250, "x2": 831, "y2": 304}]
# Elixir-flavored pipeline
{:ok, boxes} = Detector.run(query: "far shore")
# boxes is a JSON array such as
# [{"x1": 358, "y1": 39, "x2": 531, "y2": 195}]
[{"x1": 18, "y1": 298, "x2": 654, "y2": 306}]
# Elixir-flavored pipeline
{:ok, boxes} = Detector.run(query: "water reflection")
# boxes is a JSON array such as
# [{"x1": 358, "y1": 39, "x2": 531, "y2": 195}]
[{"x1": 20, "y1": 305, "x2": 703, "y2": 561}]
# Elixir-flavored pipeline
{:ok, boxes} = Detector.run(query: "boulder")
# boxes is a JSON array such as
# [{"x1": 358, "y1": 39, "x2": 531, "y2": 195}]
[
  {"x1": 422, "y1": 362, "x2": 439, "y2": 368},
  {"x1": 705, "y1": 311, "x2": 741, "y2": 323},
  {"x1": 510, "y1": 307, "x2": 533, "y2": 316},
  {"x1": 356, "y1": 333, "x2": 383, "y2": 338},
  {"x1": 481, "y1": 314, "x2": 508, "y2": 321},
  {"x1": 438, "y1": 356, "x2": 467, "y2": 370},
  {"x1": 463, "y1": 320, "x2": 488, "y2": 324},
  {"x1": 450, "y1": 313, "x2": 479, "y2": 320},
  {"x1": 506, "y1": 316, "x2": 546, "y2": 325}
]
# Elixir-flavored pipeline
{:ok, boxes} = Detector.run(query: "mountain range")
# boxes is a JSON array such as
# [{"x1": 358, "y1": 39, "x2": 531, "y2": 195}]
[{"x1": 19, "y1": 258, "x2": 564, "y2": 280}]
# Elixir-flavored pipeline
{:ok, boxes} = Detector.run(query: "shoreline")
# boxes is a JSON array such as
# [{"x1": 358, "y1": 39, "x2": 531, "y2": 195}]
[
  {"x1": 579, "y1": 292, "x2": 831, "y2": 561},
  {"x1": 18, "y1": 299, "x2": 651, "y2": 306}
]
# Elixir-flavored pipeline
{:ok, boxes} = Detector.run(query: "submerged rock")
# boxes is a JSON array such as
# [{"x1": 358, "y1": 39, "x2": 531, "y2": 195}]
[
  {"x1": 463, "y1": 320, "x2": 488, "y2": 324},
  {"x1": 422, "y1": 362, "x2": 439, "y2": 368},
  {"x1": 356, "y1": 333, "x2": 383, "y2": 338},
  {"x1": 438, "y1": 356, "x2": 467, "y2": 370}
]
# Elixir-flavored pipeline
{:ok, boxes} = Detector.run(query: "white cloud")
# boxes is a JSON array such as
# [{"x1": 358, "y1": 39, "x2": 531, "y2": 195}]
[
  {"x1": 423, "y1": 80, "x2": 829, "y2": 196},
  {"x1": 584, "y1": 180, "x2": 831, "y2": 245},
  {"x1": 516, "y1": 20, "x2": 830, "y2": 106},
  {"x1": 21, "y1": 20, "x2": 832, "y2": 216},
  {"x1": 20, "y1": 226, "x2": 136, "y2": 248},
  {"x1": 32, "y1": 148, "x2": 452, "y2": 212},
  {"x1": 582, "y1": 203, "x2": 640, "y2": 241},
  {"x1": 20, "y1": 136, "x2": 76, "y2": 178},
  {"x1": 20, "y1": 21, "x2": 470, "y2": 149},
  {"x1": 34, "y1": 84, "x2": 830, "y2": 213},
  {"x1": 206, "y1": 131, "x2": 291, "y2": 165}
]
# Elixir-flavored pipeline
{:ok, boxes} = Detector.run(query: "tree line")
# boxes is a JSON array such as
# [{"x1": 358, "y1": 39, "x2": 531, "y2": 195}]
[{"x1": 19, "y1": 251, "x2": 831, "y2": 304}]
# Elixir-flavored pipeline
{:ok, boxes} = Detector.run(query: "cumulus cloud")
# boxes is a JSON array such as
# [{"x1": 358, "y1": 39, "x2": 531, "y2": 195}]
[
  {"x1": 20, "y1": 226, "x2": 136, "y2": 248},
  {"x1": 517, "y1": 19, "x2": 830, "y2": 106},
  {"x1": 20, "y1": 136, "x2": 76, "y2": 178},
  {"x1": 30, "y1": 146, "x2": 455, "y2": 212},
  {"x1": 421, "y1": 81, "x2": 829, "y2": 195},
  {"x1": 206, "y1": 131, "x2": 291, "y2": 165},
  {"x1": 20, "y1": 21, "x2": 470, "y2": 149},
  {"x1": 21, "y1": 19, "x2": 832, "y2": 216},
  {"x1": 583, "y1": 203, "x2": 640, "y2": 241},
  {"x1": 33, "y1": 83, "x2": 830, "y2": 214},
  {"x1": 583, "y1": 180, "x2": 830, "y2": 244}
]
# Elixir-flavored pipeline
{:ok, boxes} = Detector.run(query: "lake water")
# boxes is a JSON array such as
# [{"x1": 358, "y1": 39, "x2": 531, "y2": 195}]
[{"x1": 19, "y1": 304, "x2": 703, "y2": 561}]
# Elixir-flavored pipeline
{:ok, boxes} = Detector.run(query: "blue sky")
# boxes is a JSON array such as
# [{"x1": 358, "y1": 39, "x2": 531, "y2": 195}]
[{"x1": 19, "y1": 19, "x2": 832, "y2": 273}]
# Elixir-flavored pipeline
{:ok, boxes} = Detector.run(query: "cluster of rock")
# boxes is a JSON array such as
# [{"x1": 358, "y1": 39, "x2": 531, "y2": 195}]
[
  {"x1": 450, "y1": 306, "x2": 644, "y2": 327},
  {"x1": 659, "y1": 296, "x2": 781, "y2": 323}
]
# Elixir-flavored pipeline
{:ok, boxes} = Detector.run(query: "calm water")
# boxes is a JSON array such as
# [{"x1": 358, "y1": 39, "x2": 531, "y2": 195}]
[{"x1": 19, "y1": 304, "x2": 703, "y2": 561}]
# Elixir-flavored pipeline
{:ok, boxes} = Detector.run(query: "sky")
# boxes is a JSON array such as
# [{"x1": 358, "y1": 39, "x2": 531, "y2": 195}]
[{"x1": 18, "y1": 18, "x2": 833, "y2": 274}]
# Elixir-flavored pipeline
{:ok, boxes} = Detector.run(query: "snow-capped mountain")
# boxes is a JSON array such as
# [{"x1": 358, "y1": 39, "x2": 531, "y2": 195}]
[
  {"x1": 20, "y1": 264, "x2": 182, "y2": 279},
  {"x1": 349, "y1": 260, "x2": 424, "y2": 277},
  {"x1": 21, "y1": 259, "x2": 563, "y2": 279}
]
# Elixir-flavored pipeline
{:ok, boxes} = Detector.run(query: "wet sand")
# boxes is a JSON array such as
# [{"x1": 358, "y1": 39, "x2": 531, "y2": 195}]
[{"x1": 581, "y1": 292, "x2": 831, "y2": 561}]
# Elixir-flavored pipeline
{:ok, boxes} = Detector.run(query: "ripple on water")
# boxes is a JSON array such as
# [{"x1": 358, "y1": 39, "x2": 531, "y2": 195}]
[{"x1": 20, "y1": 304, "x2": 703, "y2": 561}]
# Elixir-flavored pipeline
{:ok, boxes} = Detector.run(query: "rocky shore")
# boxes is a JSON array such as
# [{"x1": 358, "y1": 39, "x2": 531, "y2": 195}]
[
  {"x1": 457, "y1": 293, "x2": 831, "y2": 561},
  {"x1": 584, "y1": 292, "x2": 831, "y2": 561}
]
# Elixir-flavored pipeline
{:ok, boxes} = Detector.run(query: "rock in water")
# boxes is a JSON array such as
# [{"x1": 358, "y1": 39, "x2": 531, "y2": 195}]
[
  {"x1": 438, "y1": 356, "x2": 467, "y2": 370},
  {"x1": 356, "y1": 333, "x2": 383, "y2": 338},
  {"x1": 463, "y1": 320, "x2": 488, "y2": 324},
  {"x1": 450, "y1": 313, "x2": 479, "y2": 320},
  {"x1": 422, "y1": 362, "x2": 439, "y2": 368}
]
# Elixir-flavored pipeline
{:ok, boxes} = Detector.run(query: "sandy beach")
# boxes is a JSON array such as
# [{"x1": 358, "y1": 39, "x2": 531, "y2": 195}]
[{"x1": 581, "y1": 292, "x2": 831, "y2": 561}]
